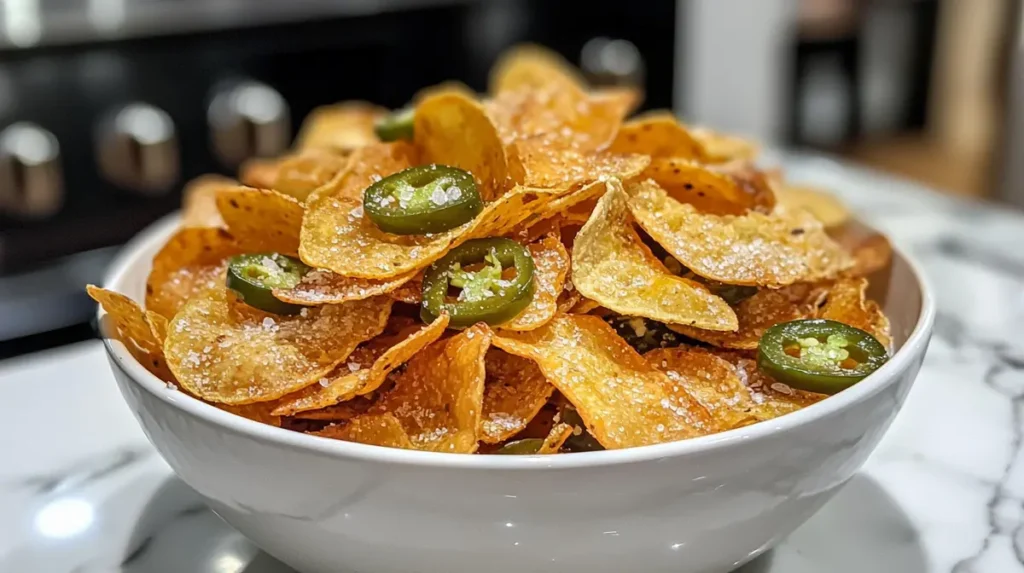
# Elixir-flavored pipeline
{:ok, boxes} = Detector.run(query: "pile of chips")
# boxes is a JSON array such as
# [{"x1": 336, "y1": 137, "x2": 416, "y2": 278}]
[{"x1": 90, "y1": 45, "x2": 893, "y2": 454}]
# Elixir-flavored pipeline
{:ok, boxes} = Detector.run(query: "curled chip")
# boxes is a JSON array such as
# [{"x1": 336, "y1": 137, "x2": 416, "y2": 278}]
[
  {"x1": 776, "y1": 184, "x2": 850, "y2": 228},
  {"x1": 272, "y1": 313, "x2": 450, "y2": 415},
  {"x1": 489, "y1": 44, "x2": 588, "y2": 96},
  {"x1": 690, "y1": 127, "x2": 760, "y2": 163},
  {"x1": 374, "y1": 324, "x2": 492, "y2": 453},
  {"x1": 414, "y1": 89, "x2": 509, "y2": 201},
  {"x1": 609, "y1": 112, "x2": 708, "y2": 161},
  {"x1": 292, "y1": 395, "x2": 377, "y2": 421},
  {"x1": 511, "y1": 137, "x2": 649, "y2": 190},
  {"x1": 627, "y1": 179, "x2": 852, "y2": 287},
  {"x1": 315, "y1": 413, "x2": 414, "y2": 450},
  {"x1": 273, "y1": 269, "x2": 418, "y2": 306},
  {"x1": 523, "y1": 180, "x2": 606, "y2": 227},
  {"x1": 238, "y1": 157, "x2": 280, "y2": 189},
  {"x1": 670, "y1": 283, "x2": 826, "y2": 349},
  {"x1": 830, "y1": 222, "x2": 892, "y2": 277},
  {"x1": 300, "y1": 184, "x2": 559, "y2": 280},
  {"x1": 181, "y1": 175, "x2": 232, "y2": 228},
  {"x1": 270, "y1": 150, "x2": 351, "y2": 202},
  {"x1": 295, "y1": 102, "x2": 386, "y2": 152},
  {"x1": 216, "y1": 187, "x2": 304, "y2": 255},
  {"x1": 88, "y1": 286, "x2": 175, "y2": 381},
  {"x1": 493, "y1": 315, "x2": 715, "y2": 449},
  {"x1": 640, "y1": 158, "x2": 774, "y2": 215},
  {"x1": 572, "y1": 181, "x2": 737, "y2": 331},
  {"x1": 646, "y1": 347, "x2": 759, "y2": 431},
  {"x1": 145, "y1": 227, "x2": 242, "y2": 319},
  {"x1": 702, "y1": 347, "x2": 826, "y2": 419},
  {"x1": 819, "y1": 277, "x2": 892, "y2": 350},
  {"x1": 307, "y1": 141, "x2": 416, "y2": 205},
  {"x1": 502, "y1": 235, "x2": 570, "y2": 331},
  {"x1": 164, "y1": 287, "x2": 391, "y2": 404},
  {"x1": 538, "y1": 423, "x2": 574, "y2": 454},
  {"x1": 480, "y1": 348, "x2": 554, "y2": 443}
]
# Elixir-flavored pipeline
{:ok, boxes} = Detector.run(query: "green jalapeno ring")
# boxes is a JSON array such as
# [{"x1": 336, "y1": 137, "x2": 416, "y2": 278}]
[
  {"x1": 364, "y1": 164, "x2": 483, "y2": 235},
  {"x1": 374, "y1": 107, "x2": 415, "y2": 142},
  {"x1": 420, "y1": 237, "x2": 535, "y2": 329},
  {"x1": 757, "y1": 318, "x2": 888, "y2": 395},
  {"x1": 494, "y1": 438, "x2": 545, "y2": 455},
  {"x1": 226, "y1": 253, "x2": 310, "y2": 315}
]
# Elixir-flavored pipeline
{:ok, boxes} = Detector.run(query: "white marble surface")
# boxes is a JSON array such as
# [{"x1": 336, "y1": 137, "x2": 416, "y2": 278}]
[{"x1": 2, "y1": 155, "x2": 1024, "y2": 572}]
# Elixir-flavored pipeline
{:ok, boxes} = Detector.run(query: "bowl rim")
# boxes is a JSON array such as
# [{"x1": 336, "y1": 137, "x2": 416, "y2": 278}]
[{"x1": 100, "y1": 212, "x2": 935, "y2": 471}]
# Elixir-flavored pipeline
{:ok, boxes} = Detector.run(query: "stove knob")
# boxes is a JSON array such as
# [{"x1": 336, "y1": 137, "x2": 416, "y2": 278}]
[
  {"x1": 96, "y1": 103, "x2": 179, "y2": 194},
  {"x1": 0, "y1": 122, "x2": 63, "y2": 219},
  {"x1": 208, "y1": 80, "x2": 290, "y2": 168},
  {"x1": 580, "y1": 37, "x2": 645, "y2": 88}
]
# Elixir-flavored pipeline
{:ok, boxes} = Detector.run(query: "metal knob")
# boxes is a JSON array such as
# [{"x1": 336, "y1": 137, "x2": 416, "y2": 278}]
[
  {"x1": 208, "y1": 80, "x2": 290, "y2": 168},
  {"x1": 96, "y1": 103, "x2": 179, "y2": 194},
  {"x1": 580, "y1": 38, "x2": 645, "y2": 88},
  {"x1": 0, "y1": 122, "x2": 63, "y2": 219}
]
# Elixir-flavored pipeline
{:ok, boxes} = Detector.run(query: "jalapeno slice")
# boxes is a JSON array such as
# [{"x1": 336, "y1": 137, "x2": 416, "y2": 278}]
[
  {"x1": 363, "y1": 164, "x2": 483, "y2": 235},
  {"x1": 226, "y1": 253, "x2": 310, "y2": 315},
  {"x1": 420, "y1": 237, "x2": 535, "y2": 328},
  {"x1": 757, "y1": 319, "x2": 888, "y2": 395},
  {"x1": 494, "y1": 438, "x2": 544, "y2": 455},
  {"x1": 374, "y1": 107, "x2": 414, "y2": 142}
]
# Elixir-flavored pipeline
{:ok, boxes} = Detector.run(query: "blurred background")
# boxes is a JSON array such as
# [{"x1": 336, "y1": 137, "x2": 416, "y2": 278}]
[{"x1": 0, "y1": 0, "x2": 1019, "y2": 355}]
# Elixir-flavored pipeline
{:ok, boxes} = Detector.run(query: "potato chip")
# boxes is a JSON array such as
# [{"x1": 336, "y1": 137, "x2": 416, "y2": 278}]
[
  {"x1": 215, "y1": 186, "x2": 304, "y2": 255},
  {"x1": 702, "y1": 347, "x2": 826, "y2": 419},
  {"x1": 388, "y1": 273, "x2": 424, "y2": 304},
  {"x1": 639, "y1": 158, "x2": 774, "y2": 215},
  {"x1": 776, "y1": 185, "x2": 850, "y2": 228},
  {"x1": 819, "y1": 277, "x2": 892, "y2": 350},
  {"x1": 645, "y1": 347, "x2": 759, "y2": 430},
  {"x1": 627, "y1": 179, "x2": 852, "y2": 287},
  {"x1": 502, "y1": 235, "x2": 569, "y2": 331},
  {"x1": 218, "y1": 402, "x2": 282, "y2": 427},
  {"x1": 271, "y1": 313, "x2": 450, "y2": 415},
  {"x1": 300, "y1": 184, "x2": 559, "y2": 279},
  {"x1": 690, "y1": 127, "x2": 760, "y2": 163},
  {"x1": 181, "y1": 175, "x2": 232, "y2": 228},
  {"x1": 572, "y1": 181, "x2": 737, "y2": 330},
  {"x1": 314, "y1": 413, "x2": 414, "y2": 450},
  {"x1": 293, "y1": 395, "x2": 377, "y2": 421},
  {"x1": 609, "y1": 112, "x2": 708, "y2": 161},
  {"x1": 830, "y1": 223, "x2": 892, "y2": 277},
  {"x1": 555, "y1": 289, "x2": 582, "y2": 314},
  {"x1": 492, "y1": 315, "x2": 715, "y2": 449},
  {"x1": 414, "y1": 89, "x2": 509, "y2": 201},
  {"x1": 145, "y1": 227, "x2": 242, "y2": 319},
  {"x1": 88, "y1": 286, "x2": 174, "y2": 381},
  {"x1": 479, "y1": 348, "x2": 554, "y2": 443},
  {"x1": 538, "y1": 423, "x2": 573, "y2": 454},
  {"x1": 570, "y1": 297, "x2": 602, "y2": 315},
  {"x1": 164, "y1": 288, "x2": 391, "y2": 404},
  {"x1": 270, "y1": 150, "x2": 351, "y2": 202},
  {"x1": 670, "y1": 283, "x2": 826, "y2": 349},
  {"x1": 374, "y1": 324, "x2": 492, "y2": 453},
  {"x1": 489, "y1": 44, "x2": 588, "y2": 96},
  {"x1": 272, "y1": 269, "x2": 418, "y2": 306},
  {"x1": 512, "y1": 137, "x2": 649, "y2": 190},
  {"x1": 238, "y1": 157, "x2": 279, "y2": 189},
  {"x1": 295, "y1": 102, "x2": 386, "y2": 152},
  {"x1": 146, "y1": 311, "x2": 169, "y2": 345},
  {"x1": 307, "y1": 141, "x2": 417, "y2": 205},
  {"x1": 525, "y1": 179, "x2": 607, "y2": 225}
]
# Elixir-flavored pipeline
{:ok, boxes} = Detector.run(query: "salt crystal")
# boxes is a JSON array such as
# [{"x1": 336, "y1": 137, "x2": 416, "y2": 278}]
[
  {"x1": 347, "y1": 362, "x2": 361, "y2": 372},
  {"x1": 430, "y1": 187, "x2": 447, "y2": 205},
  {"x1": 262, "y1": 317, "x2": 276, "y2": 329},
  {"x1": 318, "y1": 378, "x2": 330, "y2": 387}
]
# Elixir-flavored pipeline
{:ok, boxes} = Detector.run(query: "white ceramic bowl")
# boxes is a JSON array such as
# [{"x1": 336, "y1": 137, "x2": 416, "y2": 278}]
[{"x1": 99, "y1": 214, "x2": 934, "y2": 573}]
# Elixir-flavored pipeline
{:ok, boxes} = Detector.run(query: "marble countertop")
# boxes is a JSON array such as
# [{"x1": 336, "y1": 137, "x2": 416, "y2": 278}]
[{"x1": 2, "y1": 154, "x2": 1024, "y2": 572}]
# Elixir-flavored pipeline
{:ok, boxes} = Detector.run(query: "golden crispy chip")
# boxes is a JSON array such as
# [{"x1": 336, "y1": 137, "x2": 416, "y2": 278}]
[
  {"x1": 271, "y1": 150, "x2": 351, "y2": 202},
  {"x1": 645, "y1": 347, "x2": 758, "y2": 430},
  {"x1": 776, "y1": 185, "x2": 850, "y2": 228},
  {"x1": 819, "y1": 277, "x2": 892, "y2": 350},
  {"x1": 670, "y1": 283, "x2": 825, "y2": 349},
  {"x1": 555, "y1": 289, "x2": 582, "y2": 314},
  {"x1": 388, "y1": 273, "x2": 424, "y2": 304},
  {"x1": 146, "y1": 311, "x2": 169, "y2": 345},
  {"x1": 273, "y1": 269, "x2": 418, "y2": 306},
  {"x1": 145, "y1": 227, "x2": 242, "y2": 319},
  {"x1": 292, "y1": 395, "x2": 377, "y2": 421},
  {"x1": 691, "y1": 127, "x2": 760, "y2": 163},
  {"x1": 218, "y1": 402, "x2": 282, "y2": 427},
  {"x1": 300, "y1": 184, "x2": 559, "y2": 279},
  {"x1": 627, "y1": 179, "x2": 852, "y2": 287},
  {"x1": 181, "y1": 175, "x2": 232, "y2": 228},
  {"x1": 702, "y1": 347, "x2": 826, "y2": 419},
  {"x1": 88, "y1": 286, "x2": 174, "y2": 381},
  {"x1": 538, "y1": 423, "x2": 573, "y2": 454},
  {"x1": 830, "y1": 223, "x2": 892, "y2": 277},
  {"x1": 374, "y1": 324, "x2": 492, "y2": 453},
  {"x1": 215, "y1": 186, "x2": 303, "y2": 255},
  {"x1": 489, "y1": 44, "x2": 588, "y2": 96},
  {"x1": 272, "y1": 313, "x2": 450, "y2": 415},
  {"x1": 414, "y1": 89, "x2": 509, "y2": 201},
  {"x1": 164, "y1": 288, "x2": 391, "y2": 404},
  {"x1": 492, "y1": 315, "x2": 715, "y2": 449},
  {"x1": 512, "y1": 212, "x2": 563, "y2": 243},
  {"x1": 314, "y1": 413, "x2": 414, "y2": 450},
  {"x1": 479, "y1": 348, "x2": 554, "y2": 443},
  {"x1": 307, "y1": 142, "x2": 416, "y2": 205},
  {"x1": 609, "y1": 112, "x2": 708, "y2": 161},
  {"x1": 639, "y1": 158, "x2": 774, "y2": 215},
  {"x1": 502, "y1": 235, "x2": 569, "y2": 331},
  {"x1": 511, "y1": 137, "x2": 649, "y2": 190},
  {"x1": 238, "y1": 157, "x2": 279, "y2": 189},
  {"x1": 572, "y1": 181, "x2": 737, "y2": 330},
  {"x1": 526, "y1": 179, "x2": 607, "y2": 225},
  {"x1": 295, "y1": 102, "x2": 386, "y2": 152}
]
